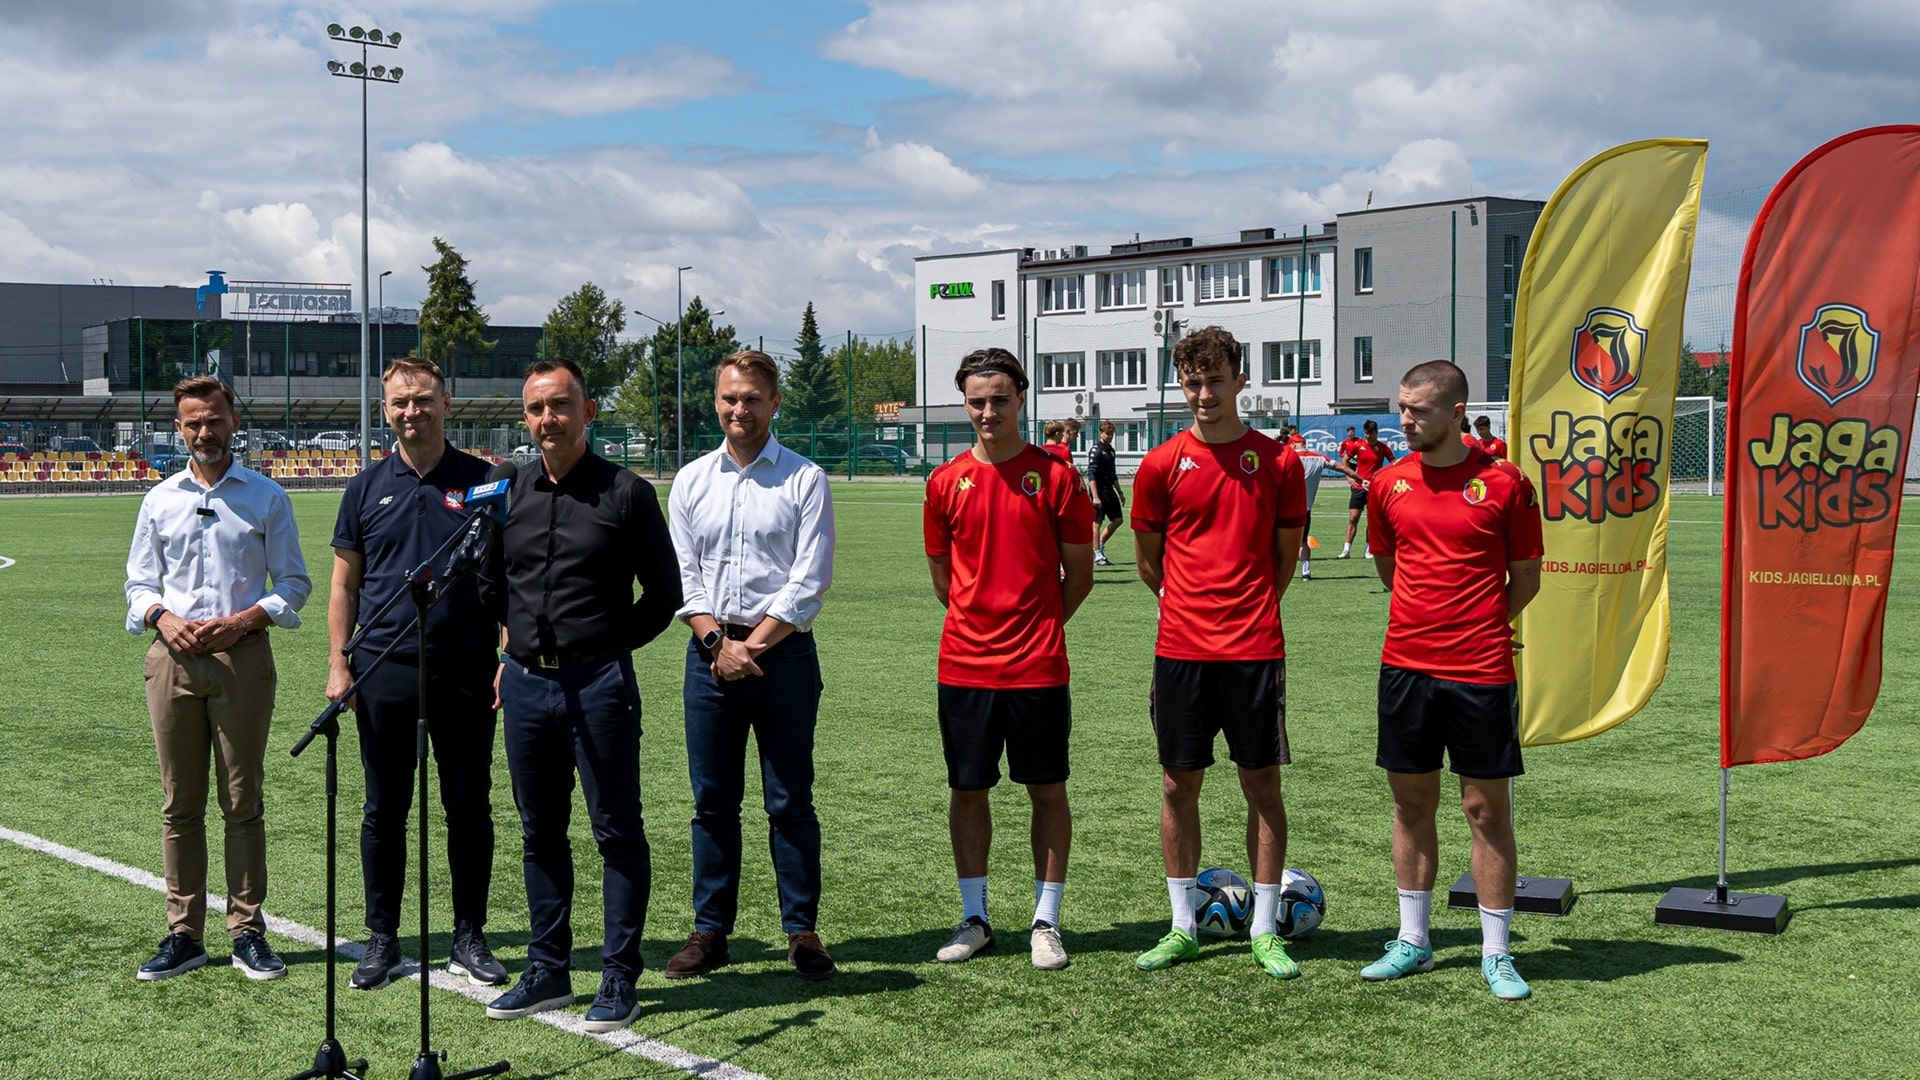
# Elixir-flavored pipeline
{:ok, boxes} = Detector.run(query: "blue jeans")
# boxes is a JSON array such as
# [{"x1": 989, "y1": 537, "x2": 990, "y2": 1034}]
[
  {"x1": 498, "y1": 654, "x2": 650, "y2": 979},
  {"x1": 683, "y1": 634, "x2": 823, "y2": 934}
]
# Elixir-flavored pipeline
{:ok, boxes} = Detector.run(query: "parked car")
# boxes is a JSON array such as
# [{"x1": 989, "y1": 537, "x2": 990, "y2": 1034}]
[
  {"x1": 49, "y1": 436, "x2": 104, "y2": 453},
  {"x1": 234, "y1": 430, "x2": 296, "y2": 455},
  {"x1": 509, "y1": 443, "x2": 542, "y2": 460},
  {"x1": 855, "y1": 443, "x2": 910, "y2": 474},
  {"x1": 0, "y1": 441, "x2": 29, "y2": 456},
  {"x1": 302, "y1": 431, "x2": 358, "y2": 452}
]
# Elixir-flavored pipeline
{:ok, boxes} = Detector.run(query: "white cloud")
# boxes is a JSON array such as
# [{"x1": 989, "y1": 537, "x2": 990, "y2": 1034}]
[{"x1": 860, "y1": 129, "x2": 987, "y2": 200}]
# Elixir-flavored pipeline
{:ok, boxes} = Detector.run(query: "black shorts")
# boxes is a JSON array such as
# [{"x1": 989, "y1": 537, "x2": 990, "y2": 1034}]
[
  {"x1": 1375, "y1": 663, "x2": 1523, "y2": 779},
  {"x1": 1348, "y1": 485, "x2": 1369, "y2": 511},
  {"x1": 1149, "y1": 657, "x2": 1289, "y2": 771},
  {"x1": 1095, "y1": 486, "x2": 1124, "y2": 523},
  {"x1": 937, "y1": 684, "x2": 1071, "y2": 790}
]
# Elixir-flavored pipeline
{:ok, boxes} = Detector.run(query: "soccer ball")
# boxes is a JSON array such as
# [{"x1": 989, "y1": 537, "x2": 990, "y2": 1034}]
[
  {"x1": 1277, "y1": 868, "x2": 1326, "y2": 940},
  {"x1": 1193, "y1": 867, "x2": 1251, "y2": 939}
]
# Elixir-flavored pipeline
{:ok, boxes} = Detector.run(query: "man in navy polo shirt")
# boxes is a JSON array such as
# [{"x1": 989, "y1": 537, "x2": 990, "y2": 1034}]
[{"x1": 327, "y1": 356, "x2": 506, "y2": 991}]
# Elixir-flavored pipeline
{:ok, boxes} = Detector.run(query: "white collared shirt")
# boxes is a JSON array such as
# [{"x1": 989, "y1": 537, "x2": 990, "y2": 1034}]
[
  {"x1": 669, "y1": 436, "x2": 834, "y2": 632},
  {"x1": 124, "y1": 459, "x2": 312, "y2": 634}
]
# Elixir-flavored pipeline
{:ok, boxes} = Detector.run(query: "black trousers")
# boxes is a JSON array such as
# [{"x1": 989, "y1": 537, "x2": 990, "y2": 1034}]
[{"x1": 353, "y1": 654, "x2": 498, "y2": 936}]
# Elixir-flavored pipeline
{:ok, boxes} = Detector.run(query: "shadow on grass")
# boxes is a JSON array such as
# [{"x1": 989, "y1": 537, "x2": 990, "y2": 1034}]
[
  {"x1": 1591, "y1": 856, "x2": 1920, "y2": 897},
  {"x1": 1521, "y1": 937, "x2": 1743, "y2": 982}
]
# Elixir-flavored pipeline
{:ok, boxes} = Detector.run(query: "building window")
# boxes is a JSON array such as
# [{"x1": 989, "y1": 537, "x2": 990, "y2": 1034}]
[
  {"x1": 1266, "y1": 253, "x2": 1322, "y2": 296},
  {"x1": 1263, "y1": 340, "x2": 1322, "y2": 384},
  {"x1": 1098, "y1": 348, "x2": 1148, "y2": 389},
  {"x1": 1196, "y1": 261, "x2": 1249, "y2": 302},
  {"x1": 1159, "y1": 266, "x2": 1184, "y2": 305},
  {"x1": 991, "y1": 279, "x2": 1006, "y2": 319},
  {"x1": 1039, "y1": 351, "x2": 1086, "y2": 390},
  {"x1": 1040, "y1": 275, "x2": 1084, "y2": 314},
  {"x1": 1114, "y1": 420, "x2": 1144, "y2": 452},
  {"x1": 251, "y1": 350, "x2": 274, "y2": 376},
  {"x1": 1354, "y1": 248, "x2": 1374, "y2": 293},
  {"x1": 1098, "y1": 269, "x2": 1147, "y2": 310},
  {"x1": 1354, "y1": 336, "x2": 1374, "y2": 382}
]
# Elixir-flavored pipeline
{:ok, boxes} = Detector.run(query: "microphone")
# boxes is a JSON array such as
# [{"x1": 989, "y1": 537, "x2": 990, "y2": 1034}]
[{"x1": 445, "y1": 461, "x2": 517, "y2": 578}]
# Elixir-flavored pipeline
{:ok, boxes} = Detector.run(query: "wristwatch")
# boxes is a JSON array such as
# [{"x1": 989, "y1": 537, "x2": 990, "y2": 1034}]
[
  {"x1": 700, "y1": 628, "x2": 725, "y2": 654},
  {"x1": 146, "y1": 607, "x2": 165, "y2": 630}
]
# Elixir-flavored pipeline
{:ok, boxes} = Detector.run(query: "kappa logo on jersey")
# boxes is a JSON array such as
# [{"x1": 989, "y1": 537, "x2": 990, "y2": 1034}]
[
  {"x1": 1797, "y1": 303, "x2": 1878, "y2": 406},
  {"x1": 955, "y1": 476, "x2": 975, "y2": 492},
  {"x1": 1177, "y1": 456, "x2": 1200, "y2": 472},
  {"x1": 1570, "y1": 306, "x2": 1646, "y2": 402},
  {"x1": 1463, "y1": 478, "x2": 1487, "y2": 505},
  {"x1": 1240, "y1": 449, "x2": 1260, "y2": 475},
  {"x1": 378, "y1": 495, "x2": 395, "y2": 506},
  {"x1": 1022, "y1": 471, "x2": 1042, "y2": 496},
  {"x1": 1391, "y1": 478, "x2": 1411, "y2": 494}
]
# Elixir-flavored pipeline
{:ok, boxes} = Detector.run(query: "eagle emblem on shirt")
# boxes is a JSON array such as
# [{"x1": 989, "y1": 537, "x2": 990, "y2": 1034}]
[
  {"x1": 1022, "y1": 471, "x2": 1042, "y2": 496},
  {"x1": 1240, "y1": 449, "x2": 1260, "y2": 475}
]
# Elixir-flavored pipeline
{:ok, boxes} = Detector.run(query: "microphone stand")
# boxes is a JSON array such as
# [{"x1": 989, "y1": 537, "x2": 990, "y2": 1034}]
[{"x1": 288, "y1": 509, "x2": 508, "y2": 1080}]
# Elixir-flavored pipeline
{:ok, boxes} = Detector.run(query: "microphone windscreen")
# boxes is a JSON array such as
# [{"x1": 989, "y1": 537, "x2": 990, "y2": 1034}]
[{"x1": 488, "y1": 459, "x2": 518, "y2": 482}]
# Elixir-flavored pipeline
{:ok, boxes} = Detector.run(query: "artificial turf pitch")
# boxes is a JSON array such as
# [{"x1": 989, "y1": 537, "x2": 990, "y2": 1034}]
[{"x1": 0, "y1": 484, "x2": 1915, "y2": 1079}]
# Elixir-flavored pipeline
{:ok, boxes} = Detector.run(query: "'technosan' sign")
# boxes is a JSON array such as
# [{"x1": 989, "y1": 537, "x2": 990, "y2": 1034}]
[
  {"x1": 228, "y1": 282, "x2": 355, "y2": 317},
  {"x1": 929, "y1": 282, "x2": 975, "y2": 299}
]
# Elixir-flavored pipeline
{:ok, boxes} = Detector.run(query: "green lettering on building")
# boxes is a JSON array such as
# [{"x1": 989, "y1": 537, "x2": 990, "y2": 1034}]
[{"x1": 930, "y1": 282, "x2": 976, "y2": 299}]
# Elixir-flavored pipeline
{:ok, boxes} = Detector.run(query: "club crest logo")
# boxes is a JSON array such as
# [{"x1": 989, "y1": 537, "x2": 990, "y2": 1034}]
[
  {"x1": 1240, "y1": 449, "x2": 1260, "y2": 474},
  {"x1": 1569, "y1": 307, "x2": 1646, "y2": 402},
  {"x1": 1797, "y1": 303, "x2": 1878, "y2": 406},
  {"x1": 956, "y1": 477, "x2": 975, "y2": 492},
  {"x1": 1022, "y1": 471, "x2": 1042, "y2": 496},
  {"x1": 1463, "y1": 478, "x2": 1487, "y2": 505}
]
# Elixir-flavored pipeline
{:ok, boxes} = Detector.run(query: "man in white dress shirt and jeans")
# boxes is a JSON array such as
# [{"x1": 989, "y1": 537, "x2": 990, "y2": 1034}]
[
  {"x1": 124, "y1": 376, "x2": 311, "y2": 981},
  {"x1": 664, "y1": 349, "x2": 837, "y2": 981}
]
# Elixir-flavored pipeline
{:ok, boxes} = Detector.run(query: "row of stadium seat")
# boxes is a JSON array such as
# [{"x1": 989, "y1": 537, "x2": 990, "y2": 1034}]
[{"x1": 0, "y1": 459, "x2": 158, "y2": 483}]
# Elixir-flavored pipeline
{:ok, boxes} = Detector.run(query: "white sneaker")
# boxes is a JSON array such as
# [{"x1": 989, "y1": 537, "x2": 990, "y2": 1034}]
[
  {"x1": 1365, "y1": 549, "x2": 1375, "y2": 560},
  {"x1": 1030, "y1": 923, "x2": 1069, "y2": 970},
  {"x1": 935, "y1": 917, "x2": 995, "y2": 963},
  {"x1": 1338, "y1": 548, "x2": 1351, "y2": 559},
  {"x1": 1094, "y1": 552, "x2": 1110, "y2": 566}
]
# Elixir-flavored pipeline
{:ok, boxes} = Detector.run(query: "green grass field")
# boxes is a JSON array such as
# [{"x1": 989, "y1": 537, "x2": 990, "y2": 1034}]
[{"x1": 1, "y1": 483, "x2": 1916, "y2": 1079}]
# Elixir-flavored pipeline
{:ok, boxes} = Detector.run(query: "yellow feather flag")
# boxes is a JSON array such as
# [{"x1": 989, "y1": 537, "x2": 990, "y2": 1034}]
[{"x1": 1510, "y1": 139, "x2": 1707, "y2": 747}]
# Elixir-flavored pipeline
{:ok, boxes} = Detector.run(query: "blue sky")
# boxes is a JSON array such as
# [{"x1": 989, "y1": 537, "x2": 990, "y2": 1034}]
[{"x1": 1, "y1": 1, "x2": 1916, "y2": 350}]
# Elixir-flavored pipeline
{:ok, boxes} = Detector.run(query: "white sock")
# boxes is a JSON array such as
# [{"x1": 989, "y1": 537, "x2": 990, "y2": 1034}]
[
  {"x1": 1033, "y1": 880, "x2": 1064, "y2": 928},
  {"x1": 1250, "y1": 882, "x2": 1282, "y2": 938},
  {"x1": 1299, "y1": 557, "x2": 1311, "y2": 577},
  {"x1": 1341, "y1": 542, "x2": 1352, "y2": 555},
  {"x1": 959, "y1": 876, "x2": 988, "y2": 923},
  {"x1": 1397, "y1": 889, "x2": 1432, "y2": 949},
  {"x1": 1480, "y1": 905, "x2": 1514, "y2": 957},
  {"x1": 1168, "y1": 877, "x2": 1198, "y2": 935}
]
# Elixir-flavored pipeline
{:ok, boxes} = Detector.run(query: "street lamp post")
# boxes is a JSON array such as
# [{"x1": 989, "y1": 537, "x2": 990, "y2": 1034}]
[
  {"x1": 377, "y1": 269, "x2": 392, "y2": 445},
  {"x1": 632, "y1": 308, "x2": 668, "y2": 474},
  {"x1": 675, "y1": 265, "x2": 691, "y2": 471},
  {"x1": 326, "y1": 22, "x2": 403, "y2": 470}
]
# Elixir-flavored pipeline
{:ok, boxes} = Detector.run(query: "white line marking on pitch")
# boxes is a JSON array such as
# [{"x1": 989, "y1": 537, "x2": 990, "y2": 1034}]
[
  {"x1": 0, "y1": 824, "x2": 770, "y2": 1080},
  {"x1": 0, "y1": 556, "x2": 15, "y2": 569}
]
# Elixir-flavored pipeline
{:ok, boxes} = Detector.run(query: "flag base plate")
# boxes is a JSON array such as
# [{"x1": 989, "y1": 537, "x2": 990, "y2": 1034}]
[
  {"x1": 1652, "y1": 887, "x2": 1789, "y2": 934},
  {"x1": 1446, "y1": 872, "x2": 1576, "y2": 916}
]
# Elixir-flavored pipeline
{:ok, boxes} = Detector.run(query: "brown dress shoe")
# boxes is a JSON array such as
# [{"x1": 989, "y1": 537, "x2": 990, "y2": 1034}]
[
  {"x1": 788, "y1": 931, "x2": 836, "y2": 981},
  {"x1": 664, "y1": 930, "x2": 730, "y2": 979}
]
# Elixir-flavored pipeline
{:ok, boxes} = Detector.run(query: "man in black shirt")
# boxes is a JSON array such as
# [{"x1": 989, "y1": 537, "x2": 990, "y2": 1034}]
[
  {"x1": 478, "y1": 358, "x2": 682, "y2": 1033},
  {"x1": 328, "y1": 357, "x2": 505, "y2": 992},
  {"x1": 1088, "y1": 420, "x2": 1123, "y2": 566}
]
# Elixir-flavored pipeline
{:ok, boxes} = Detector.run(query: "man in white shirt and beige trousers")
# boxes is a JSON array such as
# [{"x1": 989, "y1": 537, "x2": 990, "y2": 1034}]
[
  {"x1": 124, "y1": 376, "x2": 311, "y2": 982},
  {"x1": 663, "y1": 349, "x2": 837, "y2": 981}
]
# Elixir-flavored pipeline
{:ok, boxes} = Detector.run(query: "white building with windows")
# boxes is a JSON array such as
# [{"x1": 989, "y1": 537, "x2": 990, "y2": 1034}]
[{"x1": 914, "y1": 226, "x2": 1339, "y2": 463}]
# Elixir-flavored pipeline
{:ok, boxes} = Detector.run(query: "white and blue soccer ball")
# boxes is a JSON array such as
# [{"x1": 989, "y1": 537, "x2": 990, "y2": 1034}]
[
  {"x1": 1278, "y1": 867, "x2": 1326, "y2": 940},
  {"x1": 1193, "y1": 867, "x2": 1252, "y2": 938}
]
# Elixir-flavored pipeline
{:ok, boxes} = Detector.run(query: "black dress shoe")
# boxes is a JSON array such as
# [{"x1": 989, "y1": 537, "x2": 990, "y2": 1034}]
[
  {"x1": 137, "y1": 933, "x2": 208, "y2": 981},
  {"x1": 352, "y1": 932, "x2": 401, "y2": 990},
  {"x1": 449, "y1": 924, "x2": 508, "y2": 986}
]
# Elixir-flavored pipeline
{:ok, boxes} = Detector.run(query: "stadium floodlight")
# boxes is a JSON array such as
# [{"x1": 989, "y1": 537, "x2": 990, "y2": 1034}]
[{"x1": 323, "y1": 19, "x2": 405, "y2": 471}]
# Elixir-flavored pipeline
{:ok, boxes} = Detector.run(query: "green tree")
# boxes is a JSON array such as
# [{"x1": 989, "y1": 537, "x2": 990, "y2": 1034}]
[
  {"x1": 836, "y1": 335, "x2": 917, "y2": 418},
  {"x1": 609, "y1": 297, "x2": 738, "y2": 465},
  {"x1": 542, "y1": 282, "x2": 629, "y2": 397},
  {"x1": 781, "y1": 302, "x2": 844, "y2": 432},
  {"x1": 1676, "y1": 340, "x2": 1730, "y2": 400},
  {"x1": 417, "y1": 237, "x2": 494, "y2": 377}
]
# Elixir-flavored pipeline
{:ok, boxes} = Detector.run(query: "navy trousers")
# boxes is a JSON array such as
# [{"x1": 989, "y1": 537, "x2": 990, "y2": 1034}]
[
  {"x1": 682, "y1": 633, "x2": 823, "y2": 935},
  {"x1": 498, "y1": 654, "x2": 650, "y2": 979}
]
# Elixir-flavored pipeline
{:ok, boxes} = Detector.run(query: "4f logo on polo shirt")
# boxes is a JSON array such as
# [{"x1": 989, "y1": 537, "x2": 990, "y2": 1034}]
[
  {"x1": 1177, "y1": 456, "x2": 1200, "y2": 472},
  {"x1": 378, "y1": 495, "x2": 395, "y2": 506},
  {"x1": 1463, "y1": 478, "x2": 1487, "y2": 505},
  {"x1": 1240, "y1": 450, "x2": 1260, "y2": 475},
  {"x1": 1022, "y1": 471, "x2": 1042, "y2": 496}
]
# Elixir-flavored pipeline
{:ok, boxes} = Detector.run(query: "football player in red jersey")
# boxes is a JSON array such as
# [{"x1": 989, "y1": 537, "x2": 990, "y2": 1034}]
[
  {"x1": 1340, "y1": 419, "x2": 1396, "y2": 558},
  {"x1": 1129, "y1": 327, "x2": 1310, "y2": 980},
  {"x1": 924, "y1": 348, "x2": 1094, "y2": 971},
  {"x1": 1474, "y1": 415, "x2": 1509, "y2": 459},
  {"x1": 1358, "y1": 361, "x2": 1543, "y2": 1001}
]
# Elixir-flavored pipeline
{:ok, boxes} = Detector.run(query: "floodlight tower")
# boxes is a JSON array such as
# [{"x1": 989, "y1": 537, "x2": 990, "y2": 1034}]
[{"x1": 325, "y1": 22, "x2": 404, "y2": 470}]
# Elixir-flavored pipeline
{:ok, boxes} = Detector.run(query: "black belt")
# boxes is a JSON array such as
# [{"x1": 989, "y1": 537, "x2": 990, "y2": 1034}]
[
  {"x1": 722, "y1": 624, "x2": 755, "y2": 641},
  {"x1": 512, "y1": 650, "x2": 623, "y2": 671}
]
